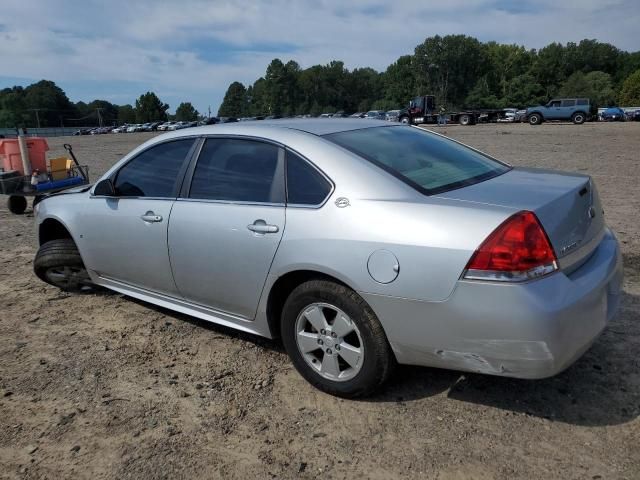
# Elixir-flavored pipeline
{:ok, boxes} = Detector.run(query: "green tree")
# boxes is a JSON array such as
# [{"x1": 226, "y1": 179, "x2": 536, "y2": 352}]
[
  {"x1": 382, "y1": 56, "x2": 417, "y2": 108},
  {"x1": 218, "y1": 81, "x2": 248, "y2": 117},
  {"x1": 72, "y1": 99, "x2": 118, "y2": 126},
  {"x1": 530, "y1": 42, "x2": 569, "y2": 97},
  {"x1": 565, "y1": 39, "x2": 620, "y2": 76},
  {"x1": 175, "y1": 102, "x2": 198, "y2": 121},
  {"x1": 465, "y1": 76, "x2": 501, "y2": 108},
  {"x1": 348, "y1": 67, "x2": 383, "y2": 113},
  {"x1": 619, "y1": 69, "x2": 640, "y2": 105},
  {"x1": 484, "y1": 42, "x2": 535, "y2": 102},
  {"x1": 0, "y1": 86, "x2": 29, "y2": 128},
  {"x1": 370, "y1": 99, "x2": 398, "y2": 111},
  {"x1": 248, "y1": 78, "x2": 269, "y2": 116},
  {"x1": 135, "y1": 92, "x2": 169, "y2": 122},
  {"x1": 118, "y1": 105, "x2": 136, "y2": 124},
  {"x1": 414, "y1": 35, "x2": 489, "y2": 108},
  {"x1": 559, "y1": 71, "x2": 616, "y2": 106},
  {"x1": 504, "y1": 74, "x2": 546, "y2": 107},
  {"x1": 22, "y1": 80, "x2": 77, "y2": 127},
  {"x1": 616, "y1": 51, "x2": 640, "y2": 84}
]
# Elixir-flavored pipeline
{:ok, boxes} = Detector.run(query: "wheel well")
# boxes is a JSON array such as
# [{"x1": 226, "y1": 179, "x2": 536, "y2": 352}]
[
  {"x1": 266, "y1": 270, "x2": 350, "y2": 339},
  {"x1": 530, "y1": 111, "x2": 543, "y2": 118},
  {"x1": 39, "y1": 218, "x2": 73, "y2": 246}
]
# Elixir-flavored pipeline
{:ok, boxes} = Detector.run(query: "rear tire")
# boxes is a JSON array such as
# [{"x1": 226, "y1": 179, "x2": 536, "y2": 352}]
[
  {"x1": 572, "y1": 112, "x2": 586, "y2": 125},
  {"x1": 399, "y1": 116, "x2": 410, "y2": 125},
  {"x1": 7, "y1": 195, "x2": 27, "y2": 214},
  {"x1": 459, "y1": 114, "x2": 471, "y2": 126},
  {"x1": 34, "y1": 239, "x2": 93, "y2": 292},
  {"x1": 281, "y1": 280, "x2": 394, "y2": 398},
  {"x1": 528, "y1": 113, "x2": 542, "y2": 125}
]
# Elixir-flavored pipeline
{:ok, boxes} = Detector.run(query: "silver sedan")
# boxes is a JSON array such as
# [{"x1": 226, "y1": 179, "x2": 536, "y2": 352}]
[{"x1": 33, "y1": 119, "x2": 623, "y2": 397}]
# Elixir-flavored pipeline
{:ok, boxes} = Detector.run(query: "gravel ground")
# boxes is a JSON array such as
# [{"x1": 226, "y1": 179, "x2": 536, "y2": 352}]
[{"x1": 0, "y1": 123, "x2": 638, "y2": 479}]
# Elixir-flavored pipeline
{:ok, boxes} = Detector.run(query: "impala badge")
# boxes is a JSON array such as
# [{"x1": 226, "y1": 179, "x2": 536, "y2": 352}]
[{"x1": 335, "y1": 197, "x2": 350, "y2": 208}]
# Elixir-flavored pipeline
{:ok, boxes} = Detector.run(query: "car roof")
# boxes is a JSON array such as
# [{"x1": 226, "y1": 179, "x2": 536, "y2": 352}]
[{"x1": 197, "y1": 118, "x2": 395, "y2": 136}]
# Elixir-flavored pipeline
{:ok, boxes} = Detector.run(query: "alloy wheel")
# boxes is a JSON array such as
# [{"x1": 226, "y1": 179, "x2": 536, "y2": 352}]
[
  {"x1": 44, "y1": 265, "x2": 92, "y2": 291},
  {"x1": 295, "y1": 302, "x2": 364, "y2": 382}
]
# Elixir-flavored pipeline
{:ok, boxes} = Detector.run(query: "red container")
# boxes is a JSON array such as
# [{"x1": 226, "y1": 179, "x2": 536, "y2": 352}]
[{"x1": 0, "y1": 137, "x2": 49, "y2": 175}]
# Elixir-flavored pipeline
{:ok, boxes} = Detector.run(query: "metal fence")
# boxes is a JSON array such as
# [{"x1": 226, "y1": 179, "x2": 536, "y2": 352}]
[{"x1": 0, "y1": 127, "x2": 94, "y2": 138}]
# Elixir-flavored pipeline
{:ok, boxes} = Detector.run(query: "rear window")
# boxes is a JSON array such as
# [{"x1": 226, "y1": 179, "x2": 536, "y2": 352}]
[{"x1": 324, "y1": 126, "x2": 510, "y2": 195}]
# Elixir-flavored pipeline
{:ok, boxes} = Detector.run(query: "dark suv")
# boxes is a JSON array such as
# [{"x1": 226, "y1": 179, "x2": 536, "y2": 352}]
[{"x1": 526, "y1": 98, "x2": 594, "y2": 125}]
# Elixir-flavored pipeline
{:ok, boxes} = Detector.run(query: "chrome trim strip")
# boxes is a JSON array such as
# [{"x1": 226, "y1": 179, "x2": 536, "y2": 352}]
[{"x1": 463, "y1": 262, "x2": 558, "y2": 283}]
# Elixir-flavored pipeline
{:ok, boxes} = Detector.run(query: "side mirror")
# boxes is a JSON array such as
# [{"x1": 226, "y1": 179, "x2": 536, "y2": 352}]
[{"x1": 93, "y1": 178, "x2": 116, "y2": 196}]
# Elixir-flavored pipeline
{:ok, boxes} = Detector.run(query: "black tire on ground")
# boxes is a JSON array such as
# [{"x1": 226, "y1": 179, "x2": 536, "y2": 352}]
[
  {"x1": 7, "y1": 195, "x2": 27, "y2": 214},
  {"x1": 572, "y1": 112, "x2": 586, "y2": 125},
  {"x1": 33, "y1": 239, "x2": 92, "y2": 292},
  {"x1": 280, "y1": 279, "x2": 395, "y2": 398},
  {"x1": 528, "y1": 113, "x2": 542, "y2": 125},
  {"x1": 459, "y1": 114, "x2": 471, "y2": 126},
  {"x1": 399, "y1": 116, "x2": 411, "y2": 125}
]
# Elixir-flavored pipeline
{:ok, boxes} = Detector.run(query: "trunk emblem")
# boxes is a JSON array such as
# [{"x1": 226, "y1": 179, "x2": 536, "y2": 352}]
[{"x1": 561, "y1": 241, "x2": 579, "y2": 255}]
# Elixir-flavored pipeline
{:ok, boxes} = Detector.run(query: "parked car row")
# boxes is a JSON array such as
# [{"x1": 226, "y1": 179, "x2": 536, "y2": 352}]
[
  {"x1": 598, "y1": 107, "x2": 640, "y2": 122},
  {"x1": 73, "y1": 104, "x2": 640, "y2": 137}
]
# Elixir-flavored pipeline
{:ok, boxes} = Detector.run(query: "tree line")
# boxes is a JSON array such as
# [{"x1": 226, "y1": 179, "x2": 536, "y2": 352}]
[
  {"x1": 0, "y1": 81, "x2": 200, "y2": 128},
  {"x1": 219, "y1": 35, "x2": 640, "y2": 117},
  {"x1": 2, "y1": 35, "x2": 639, "y2": 128}
]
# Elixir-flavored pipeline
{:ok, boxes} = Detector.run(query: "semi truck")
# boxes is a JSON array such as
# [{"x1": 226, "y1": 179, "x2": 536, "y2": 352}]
[{"x1": 398, "y1": 95, "x2": 506, "y2": 126}]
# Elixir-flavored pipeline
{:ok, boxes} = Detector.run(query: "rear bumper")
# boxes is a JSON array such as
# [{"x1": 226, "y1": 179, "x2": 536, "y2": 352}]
[{"x1": 362, "y1": 228, "x2": 623, "y2": 379}]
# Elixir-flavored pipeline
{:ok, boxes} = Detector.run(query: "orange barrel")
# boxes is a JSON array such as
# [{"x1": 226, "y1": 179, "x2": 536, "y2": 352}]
[{"x1": 0, "y1": 137, "x2": 49, "y2": 175}]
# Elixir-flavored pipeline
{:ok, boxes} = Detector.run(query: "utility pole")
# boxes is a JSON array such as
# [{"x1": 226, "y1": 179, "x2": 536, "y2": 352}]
[
  {"x1": 208, "y1": 105, "x2": 211, "y2": 119},
  {"x1": 96, "y1": 108, "x2": 104, "y2": 127},
  {"x1": 28, "y1": 109, "x2": 42, "y2": 128}
]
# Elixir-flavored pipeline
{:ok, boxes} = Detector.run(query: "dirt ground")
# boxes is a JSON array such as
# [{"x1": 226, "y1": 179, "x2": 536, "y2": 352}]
[{"x1": 0, "y1": 123, "x2": 638, "y2": 479}]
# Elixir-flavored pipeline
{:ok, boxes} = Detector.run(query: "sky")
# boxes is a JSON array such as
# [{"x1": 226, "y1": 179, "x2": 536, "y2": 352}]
[{"x1": 0, "y1": 0, "x2": 638, "y2": 115}]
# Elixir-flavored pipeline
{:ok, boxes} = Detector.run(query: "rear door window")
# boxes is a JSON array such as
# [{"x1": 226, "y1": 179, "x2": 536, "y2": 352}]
[
  {"x1": 189, "y1": 138, "x2": 284, "y2": 203},
  {"x1": 325, "y1": 126, "x2": 510, "y2": 196},
  {"x1": 286, "y1": 151, "x2": 332, "y2": 205},
  {"x1": 561, "y1": 99, "x2": 576, "y2": 107},
  {"x1": 114, "y1": 139, "x2": 195, "y2": 197}
]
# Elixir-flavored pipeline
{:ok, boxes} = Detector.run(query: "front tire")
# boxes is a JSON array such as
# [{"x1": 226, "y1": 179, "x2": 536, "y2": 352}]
[
  {"x1": 34, "y1": 239, "x2": 93, "y2": 292},
  {"x1": 281, "y1": 280, "x2": 394, "y2": 398},
  {"x1": 399, "y1": 116, "x2": 411, "y2": 125},
  {"x1": 459, "y1": 114, "x2": 471, "y2": 126}
]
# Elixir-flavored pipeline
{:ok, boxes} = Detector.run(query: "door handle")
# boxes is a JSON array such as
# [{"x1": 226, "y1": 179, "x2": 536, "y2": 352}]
[
  {"x1": 247, "y1": 219, "x2": 279, "y2": 234},
  {"x1": 140, "y1": 211, "x2": 163, "y2": 223}
]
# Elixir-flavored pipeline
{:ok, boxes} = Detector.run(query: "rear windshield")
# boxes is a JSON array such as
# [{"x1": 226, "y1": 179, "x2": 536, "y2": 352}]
[{"x1": 324, "y1": 126, "x2": 510, "y2": 195}]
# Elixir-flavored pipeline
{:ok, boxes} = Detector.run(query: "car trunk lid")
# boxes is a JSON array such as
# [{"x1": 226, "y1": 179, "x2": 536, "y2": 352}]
[{"x1": 436, "y1": 167, "x2": 605, "y2": 271}]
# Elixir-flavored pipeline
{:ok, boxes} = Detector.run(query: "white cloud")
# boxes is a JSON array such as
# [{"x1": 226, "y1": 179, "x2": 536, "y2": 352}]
[{"x1": 0, "y1": 0, "x2": 638, "y2": 113}]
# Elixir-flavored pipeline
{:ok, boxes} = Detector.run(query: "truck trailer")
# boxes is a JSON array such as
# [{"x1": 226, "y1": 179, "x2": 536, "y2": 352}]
[{"x1": 398, "y1": 95, "x2": 506, "y2": 126}]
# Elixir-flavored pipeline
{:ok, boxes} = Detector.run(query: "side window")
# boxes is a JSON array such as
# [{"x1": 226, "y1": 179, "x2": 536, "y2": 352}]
[
  {"x1": 561, "y1": 99, "x2": 576, "y2": 107},
  {"x1": 577, "y1": 99, "x2": 588, "y2": 106},
  {"x1": 189, "y1": 138, "x2": 283, "y2": 203},
  {"x1": 114, "y1": 139, "x2": 194, "y2": 197},
  {"x1": 548, "y1": 100, "x2": 561, "y2": 107},
  {"x1": 286, "y1": 151, "x2": 331, "y2": 206}
]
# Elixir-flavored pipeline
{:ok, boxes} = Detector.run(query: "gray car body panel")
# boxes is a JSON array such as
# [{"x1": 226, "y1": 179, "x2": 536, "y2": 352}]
[{"x1": 34, "y1": 120, "x2": 623, "y2": 379}]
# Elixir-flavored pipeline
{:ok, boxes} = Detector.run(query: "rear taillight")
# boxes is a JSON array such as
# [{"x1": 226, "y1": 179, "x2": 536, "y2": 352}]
[{"x1": 463, "y1": 211, "x2": 558, "y2": 282}]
